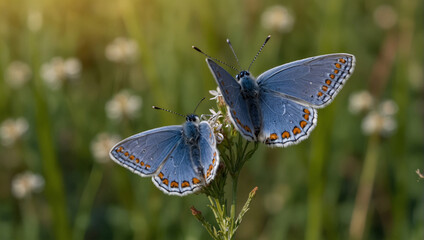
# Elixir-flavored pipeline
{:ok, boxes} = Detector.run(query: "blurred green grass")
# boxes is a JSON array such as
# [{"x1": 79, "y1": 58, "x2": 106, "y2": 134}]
[{"x1": 0, "y1": 0, "x2": 423, "y2": 239}]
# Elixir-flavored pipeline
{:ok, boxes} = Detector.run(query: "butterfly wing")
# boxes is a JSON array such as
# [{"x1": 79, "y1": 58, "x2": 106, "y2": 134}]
[
  {"x1": 198, "y1": 121, "x2": 219, "y2": 184},
  {"x1": 206, "y1": 58, "x2": 256, "y2": 141},
  {"x1": 258, "y1": 89, "x2": 318, "y2": 147},
  {"x1": 153, "y1": 121, "x2": 220, "y2": 196},
  {"x1": 152, "y1": 137, "x2": 205, "y2": 196},
  {"x1": 257, "y1": 54, "x2": 355, "y2": 108},
  {"x1": 109, "y1": 126, "x2": 182, "y2": 176}
]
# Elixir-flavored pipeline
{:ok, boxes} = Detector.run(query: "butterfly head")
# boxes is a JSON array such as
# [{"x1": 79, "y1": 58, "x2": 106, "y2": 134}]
[
  {"x1": 186, "y1": 114, "x2": 200, "y2": 124},
  {"x1": 236, "y1": 70, "x2": 250, "y2": 81}
]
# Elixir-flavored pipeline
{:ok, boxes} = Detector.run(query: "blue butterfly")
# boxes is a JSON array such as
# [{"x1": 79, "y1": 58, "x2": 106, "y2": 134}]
[
  {"x1": 199, "y1": 36, "x2": 355, "y2": 147},
  {"x1": 109, "y1": 113, "x2": 219, "y2": 196}
]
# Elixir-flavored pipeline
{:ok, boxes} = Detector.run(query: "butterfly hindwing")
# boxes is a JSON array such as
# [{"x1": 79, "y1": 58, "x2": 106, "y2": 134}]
[
  {"x1": 257, "y1": 54, "x2": 355, "y2": 108},
  {"x1": 152, "y1": 138, "x2": 204, "y2": 196},
  {"x1": 258, "y1": 90, "x2": 317, "y2": 147},
  {"x1": 206, "y1": 58, "x2": 256, "y2": 141},
  {"x1": 198, "y1": 122, "x2": 219, "y2": 183},
  {"x1": 109, "y1": 126, "x2": 182, "y2": 176}
]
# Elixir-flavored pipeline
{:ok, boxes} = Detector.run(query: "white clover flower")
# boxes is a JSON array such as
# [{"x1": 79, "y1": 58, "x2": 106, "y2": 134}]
[
  {"x1": 11, "y1": 171, "x2": 44, "y2": 199},
  {"x1": 209, "y1": 88, "x2": 221, "y2": 101},
  {"x1": 0, "y1": 118, "x2": 29, "y2": 146},
  {"x1": 105, "y1": 90, "x2": 142, "y2": 121},
  {"x1": 105, "y1": 37, "x2": 138, "y2": 63},
  {"x1": 91, "y1": 133, "x2": 121, "y2": 163},
  {"x1": 41, "y1": 57, "x2": 82, "y2": 90},
  {"x1": 349, "y1": 90, "x2": 374, "y2": 114},
  {"x1": 361, "y1": 110, "x2": 397, "y2": 136},
  {"x1": 416, "y1": 169, "x2": 424, "y2": 179},
  {"x1": 373, "y1": 5, "x2": 398, "y2": 30},
  {"x1": 208, "y1": 109, "x2": 224, "y2": 144},
  {"x1": 27, "y1": 10, "x2": 43, "y2": 32},
  {"x1": 379, "y1": 100, "x2": 398, "y2": 116},
  {"x1": 261, "y1": 5, "x2": 294, "y2": 33},
  {"x1": 209, "y1": 87, "x2": 226, "y2": 107},
  {"x1": 5, "y1": 61, "x2": 32, "y2": 89}
]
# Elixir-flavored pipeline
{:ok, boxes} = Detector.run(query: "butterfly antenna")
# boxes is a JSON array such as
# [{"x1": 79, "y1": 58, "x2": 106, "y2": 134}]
[
  {"x1": 226, "y1": 38, "x2": 241, "y2": 71},
  {"x1": 192, "y1": 46, "x2": 239, "y2": 72},
  {"x1": 193, "y1": 97, "x2": 206, "y2": 113},
  {"x1": 152, "y1": 106, "x2": 185, "y2": 118},
  {"x1": 248, "y1": 35, "x2": 271, "y2": 72}
]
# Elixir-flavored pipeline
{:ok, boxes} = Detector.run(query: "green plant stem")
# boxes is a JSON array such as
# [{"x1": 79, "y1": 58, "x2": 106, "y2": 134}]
[
  {"x1": 21, "y1": 197, "x2": 39, "y2": 240},
  {"x1": 72, "y1": 164, "x2": 104, "y2": 240},
  {"x1": 229, "y1": 174, "x2": 238, "y2": 238},
  {"x1": 32, "y1": 59, "x2": 71, "y2": 240},
  {"x1": 192, "y1": 134, "x2": 258, "y2": 240},
  {"x1": 349, "y1": 133, "x2": 380, "y2": 240},
  {"x1": 191, "y1": 205, "x2": 217, "y2": 240}
]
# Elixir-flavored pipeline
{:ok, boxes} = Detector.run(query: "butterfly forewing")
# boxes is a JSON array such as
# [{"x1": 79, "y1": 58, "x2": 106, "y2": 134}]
[
  {"x1": 257, "y1": 54, "x2": 355, "y2": 108},
  {"x1": 109, "y1": 126, "x2": 182, "y2": 176},
  {"x1": 206, "y1": 58, "x2": 256, "y2": 141}
]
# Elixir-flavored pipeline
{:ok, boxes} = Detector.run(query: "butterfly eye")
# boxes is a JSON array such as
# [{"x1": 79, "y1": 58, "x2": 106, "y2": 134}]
[{"x1": 246, "y1": 72, "x2": 250, "y2": 76}]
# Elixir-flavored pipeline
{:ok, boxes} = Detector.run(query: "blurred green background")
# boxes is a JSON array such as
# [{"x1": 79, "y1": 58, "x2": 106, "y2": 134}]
[{"x1": 0, "y1": 0, "x2": 423, "y2": 239}]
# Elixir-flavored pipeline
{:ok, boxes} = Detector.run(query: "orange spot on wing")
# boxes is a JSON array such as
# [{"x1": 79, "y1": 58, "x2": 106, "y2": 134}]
[
  {"x1": 300, "y1": 120, "x2": 307, "y2": 128},
  {"x1": 145, "y1": 164, "x2": 151, "y2": 169},
  {"x1": 318, "y1": 92, "x2": 323, "y2": 97},
  {"x1": 326, "y1": 79, "x2": 332, "y2": 85},
  {"x1": 335, "y1": 63, "x2": 341, "y2": 68},
  {"x1": 129, "y1": 155, "x2": 135, "y2": 160},
  {"x1": 339, "y1": 58, "x2": 346, "y2": 63},
  {"x1": 116, "y1": 147, "x2": 123, "y2": 153},
  {"x1": 124, "y1": 152, "x2": 129, "y2": 157},
  {"x1": 207, "y1": 164, "x2": 213, "y2": 177},
  {"x1": 171, "y1": 181, "x2": 179, "y2": 188},
  {"x1": 236, "y1": 118, "x2": 241, "y2": 124},
  {"x1": 270, "y1": 133, "x2": 278, "y2": 140},
  {"x1": 140, "y1": 161, "x2": 145, "y2": 166},
  {"x1": 225, "y1": 89, "x2": 229, "y2": 95},
  {"x1": 181, "y1": 181, "x2": 190, "y2": 188},
  {"x1": 217, "y1": 72, "x2": 221, "y2": 78},
  {"x1": 282, "y1": 131, "x2": 290, "y2": 139},
  {"x1": 136, "y1": 158, "x2": 140, "y2": 163},
  {"x1": 304, "y1": 114, "x2": 310, "y2": 120},
  {"x1": 303, "y1": 109, "x2": 310, "y2": 114},
  {"x1": 292, "y1": 127, "x2": 301, "y2": 135},
  {"x1": 330, "y1": 74, "x2": 335, "y2": 79},
  {"x1": 212, "y1": 157, "x2": 216, "y2": 164},
  {"x1": 162, "y1": 178, "x2": 169, "y2": 185},
  {"x1": 232, "y1": 110, "x2": 236, "y2": 115},
  {"x1": 334, "y1": 69, "x2": 339, "y2": 74},
  {"x1": 192, "y1": 178, "x2": 201, "y2": 184},
  {"x1": 322, "y1": 86, "x2": 328, "y2": 91},
  {"x1": 213, "y1": 152, "x2": 216, "y2": 157},
  {"x1": 244, "y1": 126, "x2": 252, "y2": 133},
  {"x1": 158, "y1": 172, "x2": 164, "y2": 179}
]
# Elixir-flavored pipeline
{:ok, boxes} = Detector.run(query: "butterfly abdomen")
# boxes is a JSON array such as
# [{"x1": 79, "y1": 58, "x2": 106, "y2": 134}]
[
  {"x1": 183, "y1": 122, "x2": 206, "y2": 181},
  {"x1": 240, "y1": 75, "x2": 262, "y2": 138}
]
